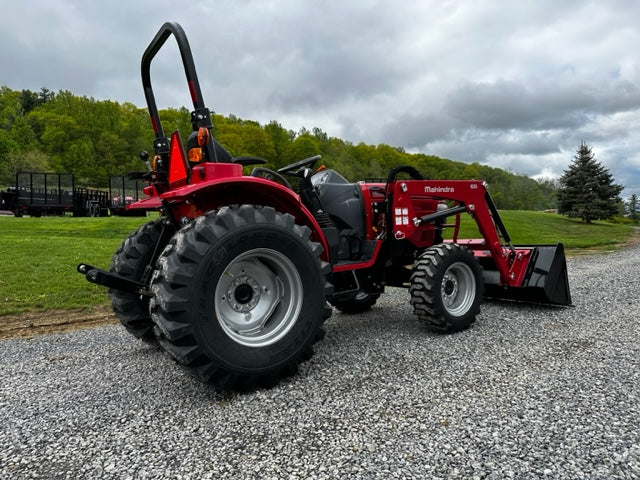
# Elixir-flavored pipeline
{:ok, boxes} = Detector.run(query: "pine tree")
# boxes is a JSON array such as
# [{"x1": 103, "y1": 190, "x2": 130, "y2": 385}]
[{"x1": 557, "y1": 142, "x2": 623, "y2": 223}]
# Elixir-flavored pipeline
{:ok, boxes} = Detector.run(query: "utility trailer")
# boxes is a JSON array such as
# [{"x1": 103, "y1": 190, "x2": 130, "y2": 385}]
[
  {"x1": 0, "y1": 172, "x2": 147, "y2": 217},
  {"x1": 1, "y1": 172, "x2": 108, "y2": 217},
  {"x1": 78, "y1": 22, "x2": 572, "y2": 392},
  {"x1": 109, "y1": 176, "x2": 147, "y2": 216}
]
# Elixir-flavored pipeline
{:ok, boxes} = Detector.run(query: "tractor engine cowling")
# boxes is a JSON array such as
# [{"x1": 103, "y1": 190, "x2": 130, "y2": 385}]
[{"x1": 311, "y1": 169, "x2": 366, "y2": 261}]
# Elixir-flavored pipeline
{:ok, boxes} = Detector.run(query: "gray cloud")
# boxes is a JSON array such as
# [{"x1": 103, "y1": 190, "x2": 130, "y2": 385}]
[
  {"x1": 444, "y1": 79, "x2": 640, "y2": 131},
  {"x1": 1, "y1": 0, "x2": 639, "y2": 197}
]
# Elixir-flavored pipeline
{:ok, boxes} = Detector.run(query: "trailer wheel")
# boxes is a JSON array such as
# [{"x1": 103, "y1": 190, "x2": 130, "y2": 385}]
[
  {"x1": 151, "y1": 205, "x2": 332, "y2": 391},
  {"x1": 90, "y1": 204, "x2": 101, "y2": 217},
  {"x1": 109, "y1": 218, "x2": 167, "y2": 342},
  {"x1": 409, "y1": 243, "x2": 483, "y2": 333},
  {"x1": 330, "y1": 292, "x2": 380, "y2": 314}
]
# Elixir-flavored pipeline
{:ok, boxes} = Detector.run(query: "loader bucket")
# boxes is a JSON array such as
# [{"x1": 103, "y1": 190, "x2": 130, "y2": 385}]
[{"x1": 483, "y1": 243, "x2": 572, "y2": 306}]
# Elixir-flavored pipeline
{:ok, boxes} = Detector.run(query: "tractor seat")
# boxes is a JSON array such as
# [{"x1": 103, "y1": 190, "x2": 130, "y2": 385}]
[{"x1": 233, "y1": 156, "x2": 267, "y2": 167}]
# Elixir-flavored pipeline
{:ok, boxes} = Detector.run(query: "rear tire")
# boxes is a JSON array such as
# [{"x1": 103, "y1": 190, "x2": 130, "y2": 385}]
[
  {"x1": 151, "y1": 205, "x2": 333, "y2": 391},
  {"x1": 109, "y1": 218, "x2": 167, "y2": 342},
  {"x1": 409, "y1": 243, "x2": 483, "y2": 333}
]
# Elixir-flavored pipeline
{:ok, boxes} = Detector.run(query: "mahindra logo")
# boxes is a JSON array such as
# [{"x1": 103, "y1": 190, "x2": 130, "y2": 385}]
[{"x1": 424, "y1": 186, "x2": 455, "y2": 193}]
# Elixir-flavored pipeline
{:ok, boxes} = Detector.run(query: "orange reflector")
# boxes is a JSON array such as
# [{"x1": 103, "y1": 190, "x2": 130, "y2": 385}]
[
  {"x1": 197, "y1": 127, "x2": 210, "y2": 147},
  {"x1": 188, "y1": 148, "x2": 203, "y2": 163},
  {"x1": 168, "y1": 131, "x2": 188, "y2": 187}
]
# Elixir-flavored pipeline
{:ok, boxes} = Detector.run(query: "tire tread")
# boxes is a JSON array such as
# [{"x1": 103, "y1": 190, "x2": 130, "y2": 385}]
[{"x1": 151, "y1": 205, "x2": 332, "y2": 391}]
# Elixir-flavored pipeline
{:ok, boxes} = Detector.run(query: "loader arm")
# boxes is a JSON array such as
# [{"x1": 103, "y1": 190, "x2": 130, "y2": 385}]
[{"x1": 389, "y1": 179, "x2": 571, "y2": 305}]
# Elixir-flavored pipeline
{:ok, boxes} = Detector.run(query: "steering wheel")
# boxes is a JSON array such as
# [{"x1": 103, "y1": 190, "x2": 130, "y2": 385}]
[
  {"x1": 277, "y1": 155, "x2": 321, "y2": 174},
  {"x1": 250, "y1": 167, "x2": 293, "y2": 190}
]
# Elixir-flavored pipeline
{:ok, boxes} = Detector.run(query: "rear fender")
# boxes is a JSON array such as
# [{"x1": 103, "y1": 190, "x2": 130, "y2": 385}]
[{"x1": 162, "y1": 177, "x2": 330, "y2": 261}]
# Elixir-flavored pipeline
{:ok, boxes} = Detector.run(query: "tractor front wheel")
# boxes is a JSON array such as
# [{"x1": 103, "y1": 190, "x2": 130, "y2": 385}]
[
  {"x1": 150, "y1": 205, "x2": 332, "y2": 391},
  {"x1": 409, "y1": 243, "x2": 483, "y2": 333}
]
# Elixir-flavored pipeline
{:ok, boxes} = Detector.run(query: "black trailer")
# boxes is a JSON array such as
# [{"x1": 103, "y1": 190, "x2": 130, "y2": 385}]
[
  {"x1": 1, "y1": 172, "x2": 110, "y2": 217},
  {"x1": 109, "y1": 176, "x2": 147, "y2": 216}
]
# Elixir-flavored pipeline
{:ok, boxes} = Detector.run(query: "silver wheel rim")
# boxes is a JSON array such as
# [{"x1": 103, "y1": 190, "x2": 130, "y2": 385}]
[
  {"x1": 214, "y1": 248, "x2": 303, "y2": 347},
  {"x1": 441, "y1": 261, "x2": 476, "y2": 317}
]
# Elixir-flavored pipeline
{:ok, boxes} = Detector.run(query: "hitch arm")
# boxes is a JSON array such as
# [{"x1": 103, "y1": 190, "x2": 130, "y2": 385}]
[{"x1": 77, "y1": 264, "x2": 152, "y2": 296}]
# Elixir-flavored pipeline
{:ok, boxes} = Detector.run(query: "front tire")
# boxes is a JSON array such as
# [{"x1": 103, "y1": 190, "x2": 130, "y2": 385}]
[
  {"x1": 409, "y1": 243, "x2": 483, "y2": 333},
  {"x1": 151, "y1": 205, "x2": 333, "y2": 391}
]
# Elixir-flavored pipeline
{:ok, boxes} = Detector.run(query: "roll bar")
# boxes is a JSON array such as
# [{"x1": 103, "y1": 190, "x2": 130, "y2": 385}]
[{"x1": 141, "y1": 22, "x2": 217, "y2": 162}]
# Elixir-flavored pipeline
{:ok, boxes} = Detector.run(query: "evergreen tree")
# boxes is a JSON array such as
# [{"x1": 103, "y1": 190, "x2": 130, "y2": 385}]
[{"x1": 557, "y1": 142, "x2": 623, "y2": 223}]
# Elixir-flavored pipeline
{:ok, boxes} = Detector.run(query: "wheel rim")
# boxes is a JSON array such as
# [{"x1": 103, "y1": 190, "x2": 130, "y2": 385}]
[
  {"x1": 214, "y1": 248, "x2": 303, "y2": 347},
  {"x1": 441, "y1": 261, "x2": 476, "y2": 317}
]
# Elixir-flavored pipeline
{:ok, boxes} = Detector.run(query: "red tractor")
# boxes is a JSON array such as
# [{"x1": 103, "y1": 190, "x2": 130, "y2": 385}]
[{"x1": 79, "y1": 22, "x2": 571, "y2": 391}]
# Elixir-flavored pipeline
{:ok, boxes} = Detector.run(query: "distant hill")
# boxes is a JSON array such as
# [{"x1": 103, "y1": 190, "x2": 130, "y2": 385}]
[{"x1": 0, "y1": 86, "x2": 556, "y2": 209}]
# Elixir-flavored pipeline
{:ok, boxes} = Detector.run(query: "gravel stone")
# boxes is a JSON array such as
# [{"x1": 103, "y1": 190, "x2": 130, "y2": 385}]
[{"x1": 1, "y1": 243, "x2": 640, "y2": 479}]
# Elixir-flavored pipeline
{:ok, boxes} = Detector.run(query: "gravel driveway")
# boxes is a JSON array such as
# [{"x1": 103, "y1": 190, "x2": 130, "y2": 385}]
[{"x1": 2, "y1": 243, "x2": 639, "y2": 479}]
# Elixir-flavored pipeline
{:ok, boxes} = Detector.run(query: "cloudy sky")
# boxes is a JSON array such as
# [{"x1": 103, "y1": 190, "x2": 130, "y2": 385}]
[{"x1": 2, "y1": 1, "x2": 639, "y2": 196}]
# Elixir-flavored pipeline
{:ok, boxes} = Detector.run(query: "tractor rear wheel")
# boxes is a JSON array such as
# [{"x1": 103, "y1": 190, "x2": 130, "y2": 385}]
[
  {"x1": 151, "y1": 205, "x2": 332, "y2": 391},
  {"x1": 409, "y1": 243, "x2": 483, "y2": 333},
  {"x1": 109, "y1": 218, "x2": 167, "y2": 342},
  {"x1": 330, "y1": 292, "x2": 380, "y2": 314}
]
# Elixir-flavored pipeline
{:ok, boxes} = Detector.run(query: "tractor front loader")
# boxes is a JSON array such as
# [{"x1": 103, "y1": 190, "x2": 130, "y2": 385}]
[{"x1": 78, "y1": 22, "x2": 571, "y2": 391}]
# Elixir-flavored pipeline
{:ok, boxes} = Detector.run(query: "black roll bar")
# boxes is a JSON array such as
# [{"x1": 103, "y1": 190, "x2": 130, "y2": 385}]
[{"x1": 141, "y1": 21, "x2": 217, "y2": 162}]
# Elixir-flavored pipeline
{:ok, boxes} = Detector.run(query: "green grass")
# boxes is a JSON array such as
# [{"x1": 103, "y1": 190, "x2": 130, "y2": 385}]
[
  {"x1": 447, "y1": 210, "x2": 636, "y2": 250},
  {"x1": 0, "y1": 215, "x2": 153, "y2": 316},
  {"x1": 0, "y1": 210, "x2": 636, "y2": 316}
]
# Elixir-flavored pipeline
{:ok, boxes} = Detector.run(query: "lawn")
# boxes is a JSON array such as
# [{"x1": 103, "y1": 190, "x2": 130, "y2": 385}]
[
  {"x1": 0, "y1": 210, "x2": 635, "y2": 316},
  {"x1": 0, "y1": 215, "x2": 153, "y2": 315},
  {"x1": 447, "y1": 210, "x2": 636, "y2": 250}
]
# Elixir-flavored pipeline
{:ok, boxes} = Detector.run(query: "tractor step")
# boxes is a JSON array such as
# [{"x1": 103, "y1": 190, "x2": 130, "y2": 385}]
[{"x1": 482, "y1": 243, "x2": 572, "y2": 306}]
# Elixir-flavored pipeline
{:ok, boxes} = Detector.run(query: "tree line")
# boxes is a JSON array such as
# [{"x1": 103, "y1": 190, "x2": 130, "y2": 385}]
[{"x1": 0, "y1": 86, "x2": 563, "y2": 210}]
